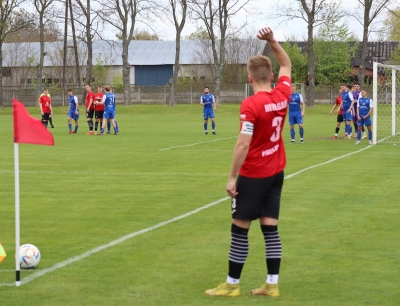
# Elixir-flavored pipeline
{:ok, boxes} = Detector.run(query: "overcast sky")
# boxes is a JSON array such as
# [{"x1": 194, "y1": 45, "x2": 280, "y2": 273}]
[{"x1": 22, "y1": 0, "x2": 399, "y2": 41}]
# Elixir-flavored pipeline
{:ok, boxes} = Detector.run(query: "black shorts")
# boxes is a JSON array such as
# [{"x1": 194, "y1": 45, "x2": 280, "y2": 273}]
[
  {"x1": 86, "y1": 109, "x2": 95, "y2": 119},
  {"x1": 337, "y1": 114, "x2": 343, "y2": 123},
  {"x1": 232, "y1": 171, "x2": 284, "y2": 221},
  {"x1": 95, "y1": 110, "x2": 104, "y2": 119},
  {"x1": 42, "y1": 113, "x2": 50, "y2": 121}
]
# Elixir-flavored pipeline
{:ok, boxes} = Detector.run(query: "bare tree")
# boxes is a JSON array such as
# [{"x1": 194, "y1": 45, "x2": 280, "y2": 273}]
[
  {"x1": 0, "y1": 1, "x2": 34, "y2": 106},
  {"x1": 62, "y1": 0, "x2": 68, "y2": 106},
  {"x1": 352, "y1": 0, "x2": 394, "y2": 88},
  {"x1": 273, "y1": 0, "x2": 342, "y2": 107},
  {"x1": 32, "y1": 0, "x2": 54, "y2": 98},
  {"x1": 190, "y1": 0, "x2": 250, "y2": 105},
  {"x1": 69, "y1": 0, "x2": 82, "y2": 94},
  {"x1": 166, "y1": 0, "x2": 187, "y2": 106},
  {"x1": 96, "y1": 0, "x2": 144, "y2": 105}
]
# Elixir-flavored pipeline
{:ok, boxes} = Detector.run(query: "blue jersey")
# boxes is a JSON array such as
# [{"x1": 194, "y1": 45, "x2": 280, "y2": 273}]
[
  {"x1": 201, "y1": 94, "x2": 215, "y2": 109},
  {"x1": 358, "y1": 97, "x2": 373, "y2": 117},
  {"x1": 341, "y1": 91, "x2": 354, "y2": 113},
  {"x1": 289, "y1": 92, "x2": 303, "y2": 113},
  {"x1": 68, "y1": 95, "x2": 78, "y2": 112},
  {"x1": 102, "y1": 93, "x2": 116, "y2": 111}
]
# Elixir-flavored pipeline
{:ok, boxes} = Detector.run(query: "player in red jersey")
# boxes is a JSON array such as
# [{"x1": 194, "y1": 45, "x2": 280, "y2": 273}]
[
  {"x1": 38, "y1": 87, "x2": 53, "y2": 129},
  {"x1": 93, "y1": 86, "x2": 104, "y2": 134},
  {"x1": 330, "y1": 88, "x2": 344, "y2": 139},
  {"x1": 205, "y1": 27, "x2": 291, "y2": 298},
  {"x1": 85, "y1": 84, "x2": 95, "y2": 135}
]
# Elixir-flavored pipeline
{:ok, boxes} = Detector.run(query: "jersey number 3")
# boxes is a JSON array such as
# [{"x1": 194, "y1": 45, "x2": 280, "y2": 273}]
[{"x1": 270, "y1": 116, "x2": 283, "y2": 142}]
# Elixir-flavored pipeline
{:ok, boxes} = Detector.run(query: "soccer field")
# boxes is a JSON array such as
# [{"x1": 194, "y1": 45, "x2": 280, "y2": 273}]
[{"x1": 0, "y1": 104, "x2": 399, "y2": 305}]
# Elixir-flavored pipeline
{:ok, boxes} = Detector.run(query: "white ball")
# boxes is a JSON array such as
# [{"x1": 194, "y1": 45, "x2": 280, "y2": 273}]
[
  {"x1": 394, "y1": 144, "x2": 397, "y2": 146},
  {"x1": 19, "y1": 244, "x2": 41, "y2": 269}
]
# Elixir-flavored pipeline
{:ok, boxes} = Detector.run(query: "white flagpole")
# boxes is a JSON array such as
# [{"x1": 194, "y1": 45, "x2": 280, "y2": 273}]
[{"x1": 14, "y1": 143, "x2": 21, "y2": 286}]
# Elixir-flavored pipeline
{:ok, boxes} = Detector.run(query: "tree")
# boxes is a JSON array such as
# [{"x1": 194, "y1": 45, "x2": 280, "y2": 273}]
[
  {"x1": 183, "y1": 27, "x2": 209, "y2": 40},
  {"x1": 116, "y1": 28, "x2": 160, "y2": 40},
  {"x1": 352, "y1": 0, "x2": 394, "y2": 88},
  {"x1": 314, "y1": 20, "x2": 359, "y2": 85},
  {"x1": 96, "y1": 0, "x2": 145, "y2": 105},
  {"x1": 0, "y1": 2, "x2": 34, "y2": 107},
  {"x1": 166, "y1": 0, "x2": 187, "y2": 106},
  {"x1": 189, "y1": 0, "x2": 251, "y2": 104},
  {"x1": 380, "y1": 6, "x2": 400, "y2": 40},
  {"x1": 273, "y1": 0, "x2": 342, "y2": 107}
]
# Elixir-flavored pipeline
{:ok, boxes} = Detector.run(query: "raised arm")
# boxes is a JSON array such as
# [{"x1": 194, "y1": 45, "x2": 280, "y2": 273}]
[{"x1": 257, "y1": 27, "x2": 291, "y2": 79}]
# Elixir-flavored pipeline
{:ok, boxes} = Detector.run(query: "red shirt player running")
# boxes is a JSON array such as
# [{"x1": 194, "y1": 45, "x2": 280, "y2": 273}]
[{"x1": 205, "y1": 27, "x2": 291, "y2": 298}]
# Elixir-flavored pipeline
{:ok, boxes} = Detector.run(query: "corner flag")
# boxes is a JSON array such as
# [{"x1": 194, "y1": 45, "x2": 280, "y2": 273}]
[
  {"x1": 0, "y1": 243, "x2": 6, "y2": 263},
  {"x1": 12, "y1": 98, "x2": 54, "y2": 286}
]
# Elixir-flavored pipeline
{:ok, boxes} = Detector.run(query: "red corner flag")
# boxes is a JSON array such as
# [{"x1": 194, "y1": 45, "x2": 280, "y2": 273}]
[{"x1": 12, "y1": 98, "x2": 54, "y2": 146}]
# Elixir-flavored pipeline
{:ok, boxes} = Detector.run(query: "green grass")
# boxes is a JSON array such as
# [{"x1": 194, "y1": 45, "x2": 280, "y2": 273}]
[{"x1": 0, "y1": 103, "x2": 399, "y2": 305}]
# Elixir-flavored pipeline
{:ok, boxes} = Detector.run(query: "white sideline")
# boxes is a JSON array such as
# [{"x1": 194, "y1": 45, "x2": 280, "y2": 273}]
[
  {"x1": 0, "y1": 145, "x2": 373, "y2": 287},
  {"x1": 160, "y1": 136, "x2": 237, "y2": 151}
]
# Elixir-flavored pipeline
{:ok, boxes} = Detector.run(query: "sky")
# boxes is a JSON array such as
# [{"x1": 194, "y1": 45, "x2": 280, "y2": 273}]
[{"x1": 21, "y1": 0, "x2": 399, "y2": 42}]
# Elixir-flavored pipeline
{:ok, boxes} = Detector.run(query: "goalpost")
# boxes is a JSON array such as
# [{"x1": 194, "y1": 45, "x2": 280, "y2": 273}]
[{"x1": 373, "y1": 62, "x2": 400, "y2": 144}]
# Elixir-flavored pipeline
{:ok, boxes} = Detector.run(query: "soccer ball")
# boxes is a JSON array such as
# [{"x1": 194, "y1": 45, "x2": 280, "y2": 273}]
[{"x1": 19, "y1": 244, "x2": 41, "y2": 269}]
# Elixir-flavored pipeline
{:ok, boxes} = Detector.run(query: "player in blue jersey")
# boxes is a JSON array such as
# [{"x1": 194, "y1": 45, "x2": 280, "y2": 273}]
[
  {"x1": 351, "y1": 83, "x2": 366, "y2": 139},
  {"x1": 106, "y1": 87, "x2": 119, "y2": 134},
  {"x1": 340, "y1": 84, "x2": 356, "y2": 139},
  {"x1": 288, "y1": 84, "x2": 305, "y2": 144},
  {"x1": 95, "y1": 85, "x2": 119, "y2": 135},
  {"x1": 200, "y1": 86, "x2": 217, "y2": 135},
  {"x1": 67, "y1": 89, "x2": 79, "y2": 134},
  {"x1": 355, "y1": 89, "x2": 373, "y2": 145}
]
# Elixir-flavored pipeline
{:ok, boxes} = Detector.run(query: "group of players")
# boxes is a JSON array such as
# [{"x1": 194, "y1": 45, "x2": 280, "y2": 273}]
[
  {"x1": 287, "y1": 82, "x2": 373, "y2": 145},
  {"x1": 38, "y1": 84, "x2": 119, "y2": 135}
]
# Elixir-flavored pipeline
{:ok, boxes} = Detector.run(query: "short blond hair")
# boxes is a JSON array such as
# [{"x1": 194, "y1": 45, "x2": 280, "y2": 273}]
[{"x1": 247, "y1": 55, "x2": 272, "y2": 83}]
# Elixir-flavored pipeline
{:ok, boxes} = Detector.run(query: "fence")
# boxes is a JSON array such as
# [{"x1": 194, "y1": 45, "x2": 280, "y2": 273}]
[{"x1": 2, "y1": 84, "x2": 368, "y2": 107}]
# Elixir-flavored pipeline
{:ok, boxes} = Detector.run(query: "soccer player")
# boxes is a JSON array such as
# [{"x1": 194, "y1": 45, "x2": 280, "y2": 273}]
[
  {"x1": 106, "y1": 87, "x2": 119, "y2": 134},
  {"x1": 355, "y1": 89, "x2": 373, "y2": 145},
  {"x1": 67, "y1": 89, "x2": 79, "y2": 134},
  {"x1": 205, "y1": 27, "x2": 291, "y2": 298},
  {"x1": 330, "y1": 88, "x2": 343, "y2": 139},
  {"x1": 352, "y1": 82, "x2": 366, "y2": 139},
  {"x1": 85, "y1": 84, "x2": 95, "y2": 135},
  {"x1": 96, "y1": 85, "x2": 119, "y2": 135},
  {"x1": 200, "y1": 86, "x2": 217, "y2": 135},
  {"x1": 288, "y1": 84, "x2": 305, "y2": 144},
  {"x1": 38, "y1": 87, "x2": 53, "y2": 129},
  {"x1": 93, "y1": 86, "x2": 104, "y2": 134},
  {"x1": 340, "y1": 84, "x2": 356, "y2": 139}
]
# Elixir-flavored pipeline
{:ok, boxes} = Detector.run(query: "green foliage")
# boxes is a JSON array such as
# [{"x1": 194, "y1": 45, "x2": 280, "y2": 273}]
[
  {"x1": 92, "y1": 54, "x2": 109, "y2": 88},
  {"x1": 116, "y1": 29, "x2": 160, "y2": 40},
  {"x1": 382, "y1": 7, "x2": 400, "y2": 40},
  {"x1": 183, "y1": 27, "x2": 211, "y2": 40},
  {"x1": 314, "y1": 21, "x2": 358, "y2": 85},
  {"x1": 281, "y1": 42, "x2": 308, "y2": 83},
  {"x1": 111, "y1": 73, "x2": 123, "y2": 92}
]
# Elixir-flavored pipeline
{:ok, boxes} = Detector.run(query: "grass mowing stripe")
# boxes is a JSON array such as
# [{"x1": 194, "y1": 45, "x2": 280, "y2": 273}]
[{"x1": 0, "y1": 143, "x2": 374, "y2": 287}]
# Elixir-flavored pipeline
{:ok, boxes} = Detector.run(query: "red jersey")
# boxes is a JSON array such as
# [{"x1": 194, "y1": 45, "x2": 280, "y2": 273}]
[
  {"x1": 93, "y1": 92, "x2": 104, "y2": 111},
  {"x1": 39, "y1": 94, "x2": 51, "y2": 113},
  {"x1": 85, "y1": 91, "x2": 95, "y2": 109},
  {"x1": 335, "y1": 95, "x2": 343, "y2": 115},
  {"x1": 239, "y1": 76, "x2": 291, "y2": 178}
]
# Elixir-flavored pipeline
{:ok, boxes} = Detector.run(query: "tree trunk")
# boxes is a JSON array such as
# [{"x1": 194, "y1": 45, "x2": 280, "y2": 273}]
[
  {"x1": 306, "y1": 22, "x2": 315, "y2": 107},
  {"x1": 69, "y1": 0, "x2": 81, "y2": 102},
  {"x1": 358, "y1": 22, "x2": 369, "y2": 88},
  {"x1": 37, "y1": 14, "x2": 44, "y2": 99},
  {"x1": 85, "y1": 0, "x2": 92, "y2": 87},
  {"x1": 170, "y1": 35, "x2": 181, "y2": 106},
  {"x1": 122, "y1": 40, "x2": 131, "y2": 105},
  {"x1": 62, "y1": 0, "x2": 68, "y2": 107}
]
